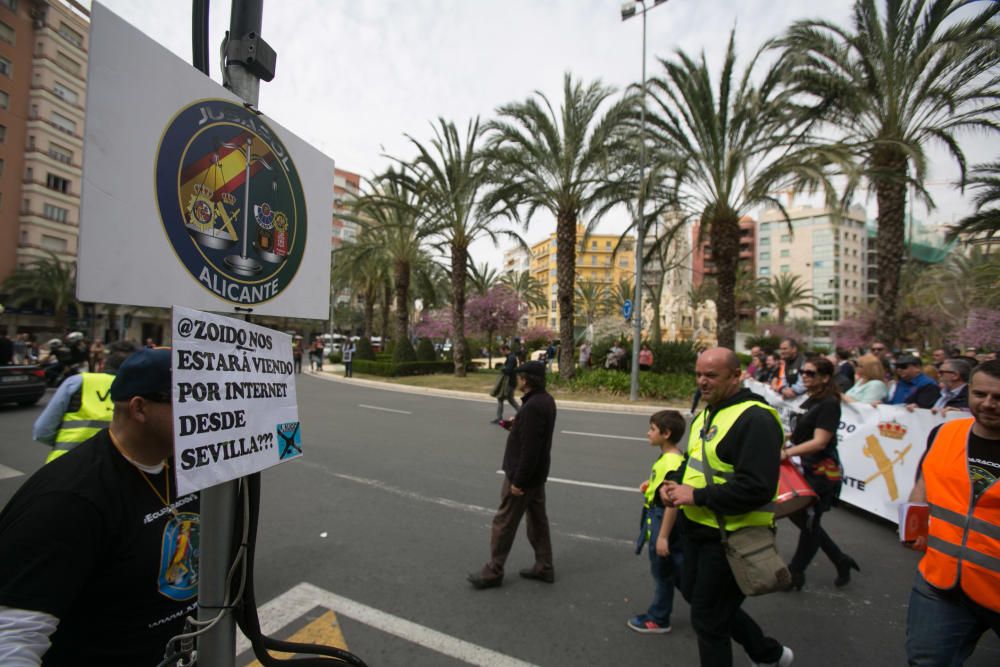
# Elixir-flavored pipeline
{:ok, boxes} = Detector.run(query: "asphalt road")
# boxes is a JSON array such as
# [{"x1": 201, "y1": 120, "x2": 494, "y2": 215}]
[{"x1": 2, "y1": 374, "x2": 998, "y2": 666}]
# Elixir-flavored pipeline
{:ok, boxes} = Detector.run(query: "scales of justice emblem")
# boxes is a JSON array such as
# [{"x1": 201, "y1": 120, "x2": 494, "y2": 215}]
[{"x1": 156, "y1": 99, "x2": 306, "y2": 303}]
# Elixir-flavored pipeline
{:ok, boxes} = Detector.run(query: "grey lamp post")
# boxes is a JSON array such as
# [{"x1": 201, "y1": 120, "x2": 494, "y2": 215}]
[{"x1": 621, "y1": 0, "x2": 668, "y2": 401}]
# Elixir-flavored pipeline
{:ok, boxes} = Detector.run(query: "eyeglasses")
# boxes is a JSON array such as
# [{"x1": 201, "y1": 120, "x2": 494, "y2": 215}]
[
  {"x1": 940, "y1": 369, "x2": 959, "y2": 376},
  {"x1": 871, "y1": 346, "x2": 886, "y2": 352},
  {"x1": 800, "y1": 370, "x2": 818, "y2": 377}
]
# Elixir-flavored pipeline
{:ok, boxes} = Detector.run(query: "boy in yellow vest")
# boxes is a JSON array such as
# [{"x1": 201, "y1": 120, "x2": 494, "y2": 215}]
[{"x1": 629, "y1": 409, "x2": 687, "y2": 634}]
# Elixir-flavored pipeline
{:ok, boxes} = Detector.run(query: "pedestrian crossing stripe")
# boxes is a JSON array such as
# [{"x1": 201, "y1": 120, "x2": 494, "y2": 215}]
[
  {"x1": 0, "y1": 464, "x2": 24, "y2": 480},
  {"x1": 244, "y1": 609, "x2": 347, "y2": 666}
]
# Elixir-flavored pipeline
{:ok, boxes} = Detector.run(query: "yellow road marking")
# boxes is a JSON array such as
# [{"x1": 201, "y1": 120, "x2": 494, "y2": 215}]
[{"x1": 246, "y1": 610, "x2": 347, "y2": 665}]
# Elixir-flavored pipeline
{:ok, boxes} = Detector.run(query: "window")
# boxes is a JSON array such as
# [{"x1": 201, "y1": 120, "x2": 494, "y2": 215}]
[
  {"x1": 759, "y1": 236, "x2": 770, "y2": 246},
  {"x1": 0, "y1": 89, "x2": 7, "y2": 109},
  {"x1": 0, "y1": 20, "x2": 13, "y2": 44},
  {"x1": 620, "y1": 259, "x2": 628, "y2": 267},
  {"x1": 43, "y1": 203, "x2": 69, "y2": 222},
  {"x1": 41, "y1": 234, "x2": 67, "y2": 252},
  {"x1": 0, "y1": 158, "x2": 3, "y2": 177},
  {"x1": 58, "y1": 23, "x2": 83, "y2": 48},
  {"x1": 590, "y1": 256, "x2": 596, "y2": 265},
  {"x1": 551, "y1": 299, "x2": 557, "y2": 309},
  {"x1": 50, "y1": 111, "x2": 75, "y2": 134},
  {"x1": 605, "y1": 241, "x2": 612, "y2": 249},
  {"x1": 55, "y1": 52, "x2": 80, "y2": 75},
  {"x1": 780, "y1": 234, "x2": 791, "y2": 243},
  {"x1": 759, "y1": 251, "x2": 770, "y2": 261},
  {"x1": 52, "y1": 81, "x2": 78, "y2": 104},
  {"x1": 0, "y1": 1, "x2": 17, "y2": 11},
  {"x1": 591, "y1": 241, "x2": 597, "y2": 248},
  {"x1": 759, "y1": 267, "x2": 770, "y2": 276},
  {"x1": 550, "y1": 318, "x2": 556, "y2": 328},
  {"x1": 780, "y1": 249, "x2": 790, "y2": 258},
  {"x1": 48, "y1": 143, "x2": 73, "y2": 164},
  {"x1": 46, "y1": 173, "x2": 70, "y2": 193},
  {"x1": 0, "y1": 124, "x2": 6, "y2": 142},
  {"x1": 0, "y1": 55, "x2": 10, "y2": 77},
  {"x1": 780, "y1": 264, "x2": 790, "y2": 273}
]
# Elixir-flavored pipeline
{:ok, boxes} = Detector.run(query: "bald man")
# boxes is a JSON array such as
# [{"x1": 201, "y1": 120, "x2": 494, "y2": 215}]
[{"x1": 663, "y1": 348, "x2": 793, "y2": 667}]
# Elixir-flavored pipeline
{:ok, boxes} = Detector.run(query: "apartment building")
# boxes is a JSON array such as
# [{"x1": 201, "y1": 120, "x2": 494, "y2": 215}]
[
  {"x1": 757, "y1": 204, "x2": 868, "y2": 329},
  {"x1": 501, "y1": 245, "x2": 530, "y2": 276},
  {"x1": 527, "y1": 227, "x2": 635, "y2": 329}
]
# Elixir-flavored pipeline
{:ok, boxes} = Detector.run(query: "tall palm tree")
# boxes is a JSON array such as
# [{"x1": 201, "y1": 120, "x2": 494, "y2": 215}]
[
  {"x1": 610, "y1": 278, "x2": 634, "y2": 316},
  {"x1": 404, "y1": 117, "x2": 511, "y2": 376},
  {"x1": 948, "y1": 160, "x2": 1000, "y2": 244},
  {"x1": 331, "y1": 237, "x2": 389, "y2": 339},
  {"x1": 500, "y1": 270, "x2": 547, "y2": 312},
  {"x1": 349, "y1": 167, "x2": 432, "y2": 347},
  {"x1": 776, "y1": 0, "x2": 1000, "y2": 343},
  {"x1": 733, "y1": 267, "x2": 768, "y2": 323},
  {"x1": 2, "y1": 251, "x2": 80, "y2": 331},
  {"x1": 645, "y1": 30, "x2": 836, "y2": 348},
  {"x1": 467, "y1": 261, "x2": 502, "y2": 297},
  {"x1": 484, "y1": 73, "x2": 636, "y2": 378},
  {"x1": 764, "y1": 273, "x2": 814, "y2": 324},
  {"x1": 574, "y1": 279, "x2": 610, "y2": 328}
]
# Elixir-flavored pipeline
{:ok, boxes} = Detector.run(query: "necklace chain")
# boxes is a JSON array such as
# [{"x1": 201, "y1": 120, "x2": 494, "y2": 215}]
[{"x1": 108, "y1": 429, "x2": 176, "y2": 515}]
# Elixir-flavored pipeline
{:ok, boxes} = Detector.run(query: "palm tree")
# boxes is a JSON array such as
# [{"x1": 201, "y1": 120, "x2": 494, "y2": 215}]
[
  {"x1": 500, "y1": 270, "x2": 547, "y2": 312},
  {"x1": 610, "y1": 278, "x2": 634, "y2": 316},
  {"x1": 2, "y1": 251, "x2": 80, "y2": 331},
  {"x1": 645, "y1": 30, "x2": 836, "y2": 349},
  {"x1": 404, "y1": 117, "x2": 511, "y2": 376},
  {"x1": 484, "y1": 73, "x2": 636, "y2": 378},
  {"x1": 776, "y1": 0, "x2": 1000, "y2": 343},
  {"x1": 948, "y1": 161, "x2": 1000, "y2": 244},
  {"x1": 331, "y1": 237, "x2": 389, "y2": 339},
  {"x1": 349, "y1": 167, "x2": 432, "y2": 347},
  {"x1": 733, "y1": 267, "x2": 768, "y2": 323},
  {"x1": 467, "y1": 261, "x2": 502, "y2": 297},
  {"x1": 764, "y1": 273, "x2": 814, "y2": 324},
  {"x1": 574, "y1": 279, "x2": 610, "y2": 328}
]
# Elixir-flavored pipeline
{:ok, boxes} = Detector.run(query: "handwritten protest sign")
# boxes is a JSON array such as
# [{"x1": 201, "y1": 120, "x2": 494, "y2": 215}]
[{"x1": 172, "y1": 305, "x2": 301, "y2": 495}]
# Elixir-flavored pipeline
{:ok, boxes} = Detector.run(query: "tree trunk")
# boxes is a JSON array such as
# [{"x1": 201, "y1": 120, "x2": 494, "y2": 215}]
[
  {"x1": 380, "y1": 283, "x2": 391, "y2": 345},
  {"x1": 556, "y1": 211, "x2": 577, "y2": 379},
  {"x1": 394, "y1": 260, "x2": 410, "y2": 347},
  {"x1": 648, "y1": 277, "x2": 664, "y2": 343},
  {"x1": 362, "y1": 284, "x2": 375, "y2": 340},
  {"x1": 710, "y1": 209, "x2": 740, "y2": 349},
  {"x1": 451, "y1": 242, "x2": 468, "y2": 377},
  {"x1": 873, "y1": 148, "x2": 908, "y2": 347}
]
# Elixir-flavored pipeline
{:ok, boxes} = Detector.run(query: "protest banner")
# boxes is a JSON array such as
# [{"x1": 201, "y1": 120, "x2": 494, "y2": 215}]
[
  {"x1": 172, "y1": 305, "x2": 301, "y2": 495},
  {"x1": 744, "y1": 380, "x2": 965, "y2": 523}
]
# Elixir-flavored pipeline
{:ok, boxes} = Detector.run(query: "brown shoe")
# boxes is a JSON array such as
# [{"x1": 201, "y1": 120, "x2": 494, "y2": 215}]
[
  {"x1": 519, "y1": 568, "x2": 555, "y2": 583},
  {"x1": 467, "y1": 573, "x2": 503, "y2": 589}
]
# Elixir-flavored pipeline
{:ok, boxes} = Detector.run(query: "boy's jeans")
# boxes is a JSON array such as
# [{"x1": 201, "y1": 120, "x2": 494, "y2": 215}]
[{"x1": 646, "y1": 507, "x2": 683, "y2": 625}]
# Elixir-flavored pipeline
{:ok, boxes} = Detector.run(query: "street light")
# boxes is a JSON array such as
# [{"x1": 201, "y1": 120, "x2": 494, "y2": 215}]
[{"x1": 621, "y1": 0, "x2": 669, "y2": 401}]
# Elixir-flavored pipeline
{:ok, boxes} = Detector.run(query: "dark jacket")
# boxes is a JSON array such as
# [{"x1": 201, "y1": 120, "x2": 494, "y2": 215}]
[
  {"x1": 686, "y1": 387, "x2": 783, "y2": 541},
  {"x1": 902, "y1": 375, "x2": 941, "y2": 409},
  {"x1": 940, "y1": 384, "x2": 969, "y2": 410},
  {"x1": 502, "y1": 388, "x2": 557, "y2": 489}
]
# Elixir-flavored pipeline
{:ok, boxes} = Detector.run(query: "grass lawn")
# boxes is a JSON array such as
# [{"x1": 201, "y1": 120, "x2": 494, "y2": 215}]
[{"x1": 351, "y1": 369, "x2": 685, "y2": 409}]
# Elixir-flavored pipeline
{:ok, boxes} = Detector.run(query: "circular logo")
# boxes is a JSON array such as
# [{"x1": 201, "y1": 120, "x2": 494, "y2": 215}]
[{"x1": 155, "y1": 99, "x2": 306, "y2": 306}]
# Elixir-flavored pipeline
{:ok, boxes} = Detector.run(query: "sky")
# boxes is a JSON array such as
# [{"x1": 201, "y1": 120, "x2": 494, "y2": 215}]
[{"x1": 92, "y1": 0, "x2": 998, "y2": 267}]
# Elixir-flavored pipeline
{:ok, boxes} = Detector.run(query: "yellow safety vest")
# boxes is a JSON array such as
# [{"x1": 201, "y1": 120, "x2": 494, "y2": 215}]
[
  {"x1": 643, "y1": 450, "x2": 685, "y2": 542},
  {"x1": 681, "y1": 399, "x2": 782, "y2": 530},
  {"x1": 48, "y1": 373, "x2": 115, "y2": 463}
]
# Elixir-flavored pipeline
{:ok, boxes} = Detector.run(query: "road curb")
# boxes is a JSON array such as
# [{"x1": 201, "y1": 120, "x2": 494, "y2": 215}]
[{"x1": 300, "y1": 369, "x2": 683, "y2": 415}]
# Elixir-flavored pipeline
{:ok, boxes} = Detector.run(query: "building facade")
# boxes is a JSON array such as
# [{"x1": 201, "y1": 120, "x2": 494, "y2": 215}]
[
  {"x1": 757, "y1": 204, "x2": 868, "y2": 329},
  {"x1": 527, "y1": 228, "x2": 635, "y2": 329}
]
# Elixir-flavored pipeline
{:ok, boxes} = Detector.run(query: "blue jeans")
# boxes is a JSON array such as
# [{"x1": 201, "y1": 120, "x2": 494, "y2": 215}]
[
  {"x1": 646, "y1": 508, "x2": 683, "y2": 625},
  {"x1": 906, "y1": 573, "x2": 1000, "y2": 666}
]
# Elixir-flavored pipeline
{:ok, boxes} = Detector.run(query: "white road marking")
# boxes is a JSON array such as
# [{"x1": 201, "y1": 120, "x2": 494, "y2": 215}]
[
  {"x1": 0, "y1": 463, "x2": 24, "y2": 480},
  {"x1": 358, "y1": 404, "x2": 412, "y2": 415},
  {"x1": 237, "y1": 582, "x2": 538, "y2": 666},
  {"x1": 495, "y1": 470, "x2": 635, "y2": 493},
  {"x1": 561, "y1": 430, "x2": 646, "y2": 442}
]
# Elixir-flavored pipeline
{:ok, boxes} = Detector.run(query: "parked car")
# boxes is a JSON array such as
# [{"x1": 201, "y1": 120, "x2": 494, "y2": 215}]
[{"x1": 0, "y1": 364, "x2": 47, "y2": 406}]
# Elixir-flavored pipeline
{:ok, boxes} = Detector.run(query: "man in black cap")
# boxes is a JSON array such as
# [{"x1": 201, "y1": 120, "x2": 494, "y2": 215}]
[
  {"x1": 886, "y1": 354, "x2": 940, "y2": 408},
  {"x1": 0, "y1": 348, "x2": 199, "y2": 666},
  {"x1": 469, "y1": 359, "x2": 557, "y2": 588}
]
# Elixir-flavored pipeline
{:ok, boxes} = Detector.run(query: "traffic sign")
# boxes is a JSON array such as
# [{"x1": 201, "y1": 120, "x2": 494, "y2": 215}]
[{"x1": 622, "y1": 299, "x2": 633, "y2": 320}]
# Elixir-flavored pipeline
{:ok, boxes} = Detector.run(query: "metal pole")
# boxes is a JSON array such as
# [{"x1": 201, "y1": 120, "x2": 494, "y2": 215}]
[
  {"x1": 198, "y1": 3, "x2": 266, "y2": 664},
  {"x1": 629, "y1": 4, "x2": 648, "y2": 402}
]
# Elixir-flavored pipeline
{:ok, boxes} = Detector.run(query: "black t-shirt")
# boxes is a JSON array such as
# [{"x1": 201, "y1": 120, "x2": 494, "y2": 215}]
[
  {"x1": 968, "y1": 432, "x2": 1000, "y2": 500},
  {"x1": 0, "y1": 430, "x2": 200, "y2": 666},
  {"x1": 789, "y1": 395, "x2": 841, "y2": 467}
]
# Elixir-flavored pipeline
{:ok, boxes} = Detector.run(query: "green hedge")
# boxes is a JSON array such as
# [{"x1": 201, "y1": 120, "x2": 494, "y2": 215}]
[
  {"x1": 416, "y1": 337, "x2": 437, "y2": 362},
  {"x1": 327, "y1": 351, "x2": 342, "y2": 364},
  {"x1": 547, "y1": 369, "x2": 696, "y2": 402},
  {"x1": 393, "y1": 337, "x2": 418, "y2": 363},
  {"x1": 352, "y1": 360, "x2": 465, "y2": 377},
  {"x1": 355, "y1": 338, "x2": 375, "y2": 361}
]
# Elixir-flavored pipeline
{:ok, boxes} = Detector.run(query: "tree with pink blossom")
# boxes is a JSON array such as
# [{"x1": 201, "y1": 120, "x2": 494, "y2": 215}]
[
  {"x1": 466, "y1": 286, "x2": 524, "y2": 367},
  {"x1": 413, "y1": 309, "x2": 453, "y2": 341},
  {"x1": 955, "y1": 309, "x2": 1000, "y2": 351}
]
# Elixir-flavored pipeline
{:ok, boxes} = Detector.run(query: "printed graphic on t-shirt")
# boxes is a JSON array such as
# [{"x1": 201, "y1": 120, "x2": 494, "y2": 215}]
[
  {"x1": 970, "y1": 458, "x2": 999, "y2": 500},
  {"x1": 159, "y1": 512, "x2": 200, "y2": 601}
]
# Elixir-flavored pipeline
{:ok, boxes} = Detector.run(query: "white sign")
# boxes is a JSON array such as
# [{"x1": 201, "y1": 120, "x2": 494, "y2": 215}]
[
  {"x1": 745, "y1": 380, "x2": 964, "y2": 523},
  {"x1": 78, "y1": 4, "x2": 334, "y2": 319},
  {"x1": 172, "y1": 306, "x2": 301, "y2": 495}
]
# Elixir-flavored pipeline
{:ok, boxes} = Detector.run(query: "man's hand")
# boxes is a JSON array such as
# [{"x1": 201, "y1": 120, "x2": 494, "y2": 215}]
[
  {"x1": 655, "y1": 535, "x2": 669, "y2": 557},
  {"x1": 905, "y1": 404, "x2": 916, "y2": 412},
  {"x1": 662, "y1": 481, "x2": 696, "y2": 507},
  {"x1": 781, "y1": 387, "x2": 796, "y2": 399},
  {"x1": 510, "y1": 484, "x2": 524, "y2": 496}
]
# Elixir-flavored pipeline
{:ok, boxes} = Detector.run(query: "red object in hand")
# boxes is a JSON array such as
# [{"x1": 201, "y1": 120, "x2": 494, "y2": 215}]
[
  {"x1": 498, "y1": 419, "x2": 513, "y2": 431},
  {"x1": 899, "y1": 503, "x2": 929, "y2": 551}
]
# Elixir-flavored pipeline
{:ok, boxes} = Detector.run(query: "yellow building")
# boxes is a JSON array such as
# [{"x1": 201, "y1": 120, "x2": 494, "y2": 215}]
[{"x1": 528, "y1": 228, "x2": 635, "y2": 329}]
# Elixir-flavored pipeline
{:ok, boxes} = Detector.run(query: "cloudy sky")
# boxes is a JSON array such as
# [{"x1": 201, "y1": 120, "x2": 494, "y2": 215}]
[{"x1": 93, "y1": 0, "x2": 997, "y2": 266}]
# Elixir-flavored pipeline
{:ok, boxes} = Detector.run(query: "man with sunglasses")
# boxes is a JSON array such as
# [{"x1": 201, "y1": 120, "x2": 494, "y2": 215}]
[
  {"x1": 931, "y1": 359, "x2": 971, "y2": 414},
  {"x1": 887, "y1": 354, "x2": 940, "y2": 409},
  {"x1": 0, "y1": 349, "x2": 199, "y2": 666}
]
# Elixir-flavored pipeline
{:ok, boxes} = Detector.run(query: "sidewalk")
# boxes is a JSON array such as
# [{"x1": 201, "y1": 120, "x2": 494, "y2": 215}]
[{"x1": 300, "y1": 365, "x2": 683, "y2": 415}]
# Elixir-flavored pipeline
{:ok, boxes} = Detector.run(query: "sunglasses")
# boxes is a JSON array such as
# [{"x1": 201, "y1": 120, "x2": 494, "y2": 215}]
[
  {"x1": 871, "y1": 347, "x2": 886, "y2": 352},
  {"x1": 800, "y1": 369, "x2": 818, "y2": 377}
]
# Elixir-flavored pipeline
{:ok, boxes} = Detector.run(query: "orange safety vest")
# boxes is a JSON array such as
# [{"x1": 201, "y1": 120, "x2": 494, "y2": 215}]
[{"x1": 919, "y1": 417, "x2": 1000, "y2": 612}]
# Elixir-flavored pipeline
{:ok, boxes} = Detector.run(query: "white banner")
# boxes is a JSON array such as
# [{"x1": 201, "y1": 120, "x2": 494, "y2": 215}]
[
  {"x1": 172, "y1": 306, "x2": 301, "y2": 495},
  {"x1": 745, "y1": 380, "x2": 964, "y2": 523},
  {"x1": 79, "y1": 4, "x2": 333, "y2": 319}
]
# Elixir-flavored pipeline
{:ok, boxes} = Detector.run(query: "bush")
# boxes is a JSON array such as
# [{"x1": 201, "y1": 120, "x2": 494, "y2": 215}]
[
  {"x1": 326, "y1": 351, "x2": 342, "y2": 364},
  {"x1": 352, "y1": 360, "x2": 471, "y2": 377},
  {"x1": 355, "y1": 338, "x2": 375, "y2": 361},
  {"x1": 384, "y1": 339, "x2": 396, "y2": 357},
  {"x1": 393, "y1": 337, "x2": 418, "y2": 363},
  {"x1": 745, "y1": 334, "x2": 781, "y2": 352},
  {"x1": 547, "y1": 368, "x2": 696, "y2": 402},
  {"x1": 649, "y1": 340, "x2": 697, "y2": 374},
  {"x1": 416, "y1": 337, "x2": 437, "y2": 362}
]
